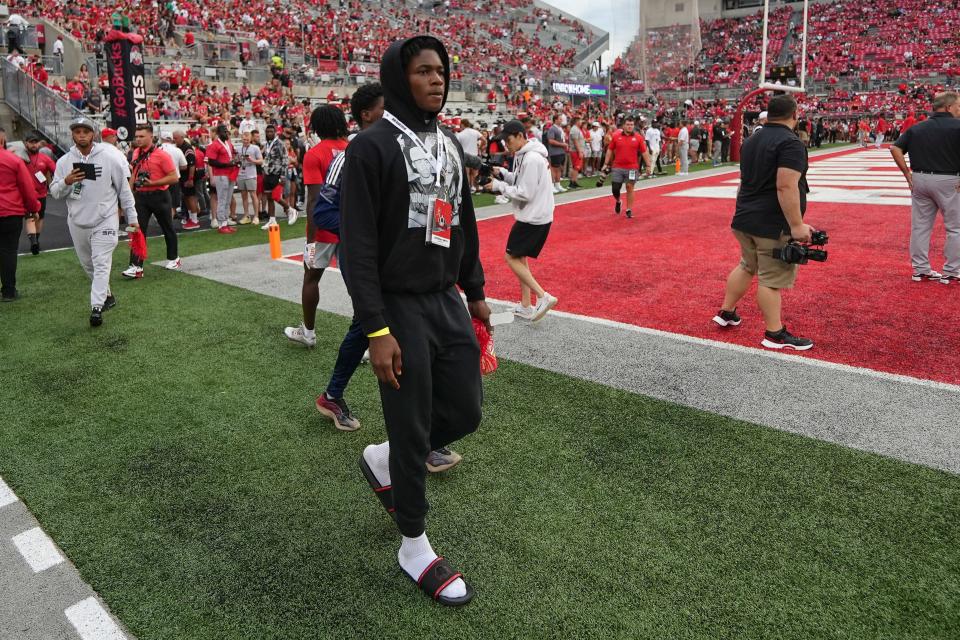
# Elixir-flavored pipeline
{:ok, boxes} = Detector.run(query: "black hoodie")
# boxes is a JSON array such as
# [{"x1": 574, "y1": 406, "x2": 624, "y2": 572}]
[{"x1": 339, "y1": 36, "x2": 485, "y2": 334}]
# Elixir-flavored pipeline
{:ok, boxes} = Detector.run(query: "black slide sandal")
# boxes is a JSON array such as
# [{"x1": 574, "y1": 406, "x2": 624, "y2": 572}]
[
  {"x1": 359, "y1": 455, "x2": 397, "y2": 521},
  {"x1": 404, "y1": 556, "x2": 475, "y2": 607}
]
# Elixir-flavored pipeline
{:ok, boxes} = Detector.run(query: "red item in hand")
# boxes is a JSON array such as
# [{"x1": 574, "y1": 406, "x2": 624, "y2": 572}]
[
  {"x1": 128, "y1": 229, "x2": 147, "y2": 261},
  {"x1": 473, "y1": 318, "x2": 498, "y2": 375}
]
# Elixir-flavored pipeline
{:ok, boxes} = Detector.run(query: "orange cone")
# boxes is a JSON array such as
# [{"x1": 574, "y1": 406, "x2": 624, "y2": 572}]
[{"x1": 268, "y1": 224, "x2": 282, "y2": 259}]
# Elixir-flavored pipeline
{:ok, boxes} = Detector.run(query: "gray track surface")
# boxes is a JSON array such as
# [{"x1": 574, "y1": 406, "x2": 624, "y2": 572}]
[
  {"x1": 177, "y1": 236, "x2": 960, "y2": 476},
  {"x1": 0, "y1": 492, "x2": 134, "y2": 639}
]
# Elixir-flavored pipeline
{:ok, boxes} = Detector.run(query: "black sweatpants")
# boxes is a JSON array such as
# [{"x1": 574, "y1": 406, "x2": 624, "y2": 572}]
[
  {"x1": 133, "y1": 190, "x2": 177, "y2": 264},
  {"x1": 0, "y1": 215, "x2": 23, "y2": 297},
  {"x1": 380, "y1": 287, "x2": 483, "y2": 538}
]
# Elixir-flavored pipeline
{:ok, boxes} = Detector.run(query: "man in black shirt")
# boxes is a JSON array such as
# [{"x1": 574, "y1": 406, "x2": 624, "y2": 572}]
[
  {"x1": 713, "y1": 94, "x2": 816, "y2": 350},
  {"x1": 890, "y1": 91, "x2": 960, "y2": 284},
  {"x1": 340, "y1": 35, "x2": 490, "y2": 607},
  {"x1": 173, "y1": 131, "x2": 200, "y2": 230}
]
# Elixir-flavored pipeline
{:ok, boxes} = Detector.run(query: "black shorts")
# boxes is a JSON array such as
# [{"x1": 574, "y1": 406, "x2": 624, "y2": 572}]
[
  {"x1": 36, "y1": 196, "x2": 47, "y2": 219},
  {"x1": 264, "y1": 174, "x2": 282, "y2": 191},
  {"x1": 506, "y1": 221, "x2": 551, "y2": 259},
  {"x1": 549, "y1": 154, "x2": 566, "y2": 168}
]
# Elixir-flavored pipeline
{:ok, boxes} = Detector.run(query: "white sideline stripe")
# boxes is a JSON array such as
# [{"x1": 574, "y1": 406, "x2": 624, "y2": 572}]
[
  {"x1": 670, "y1": 185, "x2": 911, "y2": 206},
  {"x1": 65, "y1": 597, "x2": 128, "y2": 640},
  {"x1": 484, "y1": 296, "x2": 960, "y2": 395},
  {"x1": 0, "y1": 476, "x2": 17, "y2": 508},
  {"x1": 11, "y1": 527, "x2": 64, "y2": 573}
]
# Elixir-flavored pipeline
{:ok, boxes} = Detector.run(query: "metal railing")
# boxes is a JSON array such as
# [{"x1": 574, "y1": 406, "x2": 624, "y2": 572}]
[{"x1": 1, "y1": 59, "x2": 98, "y2": 151}]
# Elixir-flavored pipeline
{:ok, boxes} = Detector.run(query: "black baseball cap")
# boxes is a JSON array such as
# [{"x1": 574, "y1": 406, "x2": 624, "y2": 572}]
[
  {"x1": 496, "y1": 119, "x2": 525, "y2": 142},
  {"x1": 24, "y1": 131, "x2": 42, "y2": 142}
]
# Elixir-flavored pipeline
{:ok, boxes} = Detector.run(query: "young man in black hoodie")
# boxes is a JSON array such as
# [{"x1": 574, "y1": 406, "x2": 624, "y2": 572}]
[{"x1": 340, "y1": 36, "x2": 490, "y2": 607}]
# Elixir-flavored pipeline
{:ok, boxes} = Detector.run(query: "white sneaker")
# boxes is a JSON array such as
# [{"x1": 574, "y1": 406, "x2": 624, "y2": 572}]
[
  {"x1": 261, "y1": 217, "x2": 278, "y2": 230},
  {"x1": 210, "y1": 219, "x2": 220, "y2": 229},
  {"x1": 284, "y1": 324, "x2": 316, "y2": 348},
  {"x1": 530, "y1": 292, "x2": 558, "y2": 322},
  {"x1": 226, "y1": 219, "x2": 238, "y2": 227},
  {"x1": 121, "y1": 265, "x2": 143, "y2": 279},
  {"x1": 557, "y1": 184, "x2": 568, "y2": 192},
  {"x1": 494, "y1": 195, "x2": 510, "y2": 204},
  {"x1": 287, "y1": 207, "x2": 299, "y2": 225},
  {"x1": 361, "y1": 349, "x2": 370, "y2": 363},
  {"x1": 552, "y1": 185, "x2": 560, "y2": 194},
  {"x1": 513, "y1": 304, "x2": 535, "y2": 321},
  {"x1": 164, "y1": 257, "x2": 182, "y2": 271}
]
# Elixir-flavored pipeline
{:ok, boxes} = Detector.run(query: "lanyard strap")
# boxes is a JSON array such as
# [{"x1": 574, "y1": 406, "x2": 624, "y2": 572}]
[{"x1": 382, "y1": 110, "x2": 445, "y2": 188}]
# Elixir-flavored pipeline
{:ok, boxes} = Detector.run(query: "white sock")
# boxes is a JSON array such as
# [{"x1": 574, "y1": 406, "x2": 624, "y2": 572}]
[
  {"x1": 190, "y1": 213, "x2": 199, "y2": 223},
  {"x1": 363, "y1": 441, "x2": 390, "y2": 486},
  {"x1": 398, "y1": 532, "x2": 467, "y2": 599},
  {"x1": 302, "y1": 326, "x2": 315, "y2": 339}
]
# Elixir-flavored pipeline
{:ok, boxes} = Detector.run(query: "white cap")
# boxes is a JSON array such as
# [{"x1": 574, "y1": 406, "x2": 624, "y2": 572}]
[
  {"x1": 759, "y1": 111, "x2": 768, "y2": 120},
  {"x1": 694, "y1": 120, "x2": 700, "y2": 125}
]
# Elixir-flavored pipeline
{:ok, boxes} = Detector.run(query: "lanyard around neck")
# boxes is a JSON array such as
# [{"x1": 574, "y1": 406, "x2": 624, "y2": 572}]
[{"x1": 383, "y1": 110, "x2": 445, "y2": 188}]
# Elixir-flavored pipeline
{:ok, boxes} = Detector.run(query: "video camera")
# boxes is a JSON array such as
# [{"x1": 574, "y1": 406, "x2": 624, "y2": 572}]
[
  {"x1": 595, "y1": 168, "x2": 610, "y2": 187},
  {"x1": 464, "y1": 154, "x2": 498, "y2": 187},
  {"x1": 134, "y1": 171, "x2": 151, "y2": 189},
  {"x1": 773, "y1": 230, "x2": 828, "y2": 264}
]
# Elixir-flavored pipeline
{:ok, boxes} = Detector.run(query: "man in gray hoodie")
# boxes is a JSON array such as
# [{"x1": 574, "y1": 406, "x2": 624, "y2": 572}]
[
  {"x1": 50, "y1": 117, "x2": 138, "y2": 327},
  {"x1": 485, "y1": 119, "x2": 558, "y2": 322}
]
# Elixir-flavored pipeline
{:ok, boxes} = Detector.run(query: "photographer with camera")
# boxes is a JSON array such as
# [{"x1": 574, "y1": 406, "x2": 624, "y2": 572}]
[
  {"x1": 482, "y1": 119, "x2": 558, "y2": 321},
  {"x1": 713, "y1": 94, "x2": 816, "y2": 351},
  {"x1": 121, "y1": 124, "x2": 181, "y2": 279}
]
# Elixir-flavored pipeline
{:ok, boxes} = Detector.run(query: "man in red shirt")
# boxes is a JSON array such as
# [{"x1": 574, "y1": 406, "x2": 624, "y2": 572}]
[
  {"x1": 284, "y1": 105, "x2": 349, "y2": 348},
  {"x1": 600, "y1": 116, "x2": 651, "y2": 219},
  {"x1": 23, "y1": 131, "x2": 55, "y2": 254},
  {"x1": 66, "y1": 77, "x2": 85, "y2": 110},
  {"x1": 902, "y1": 111, "x2": 917, "y2": 133},
  {"x1": 875, "y1": 115, "x2": 889, "y2": 149},
  {"x1": 206, "y1": 124, "x2": 240, "y2": 233},
  {"x1": 0, "y1": 143, "x2": 40, "y2": 301},
  {"x1": 123, "y1": 124, "x2": 181, "y2": 279}
]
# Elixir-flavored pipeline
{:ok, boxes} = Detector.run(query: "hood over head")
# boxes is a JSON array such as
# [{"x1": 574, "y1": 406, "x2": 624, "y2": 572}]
[{"x1": 379, "y1": 35, "x2": 450, "y2": 132}]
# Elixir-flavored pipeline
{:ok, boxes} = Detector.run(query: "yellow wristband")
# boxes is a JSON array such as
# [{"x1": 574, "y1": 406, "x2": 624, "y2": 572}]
[{"x1": 367, "y1": 327, "x2": 390, "y2": 338}]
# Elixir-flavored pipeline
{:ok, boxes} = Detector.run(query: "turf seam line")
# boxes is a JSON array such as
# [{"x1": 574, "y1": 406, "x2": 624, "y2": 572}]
[{"x1": 483, "y1": 296, "x2": 960, "y2": 395}]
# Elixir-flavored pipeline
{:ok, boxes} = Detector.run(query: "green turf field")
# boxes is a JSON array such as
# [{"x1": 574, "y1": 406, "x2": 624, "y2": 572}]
[{"x1": 1, "y1": 228, "x2": 958, "y2": 639}]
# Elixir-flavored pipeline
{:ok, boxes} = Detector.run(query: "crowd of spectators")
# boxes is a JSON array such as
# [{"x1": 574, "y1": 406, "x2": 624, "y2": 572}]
[
  {"x1": 616, "y1": 0, "x2": 957, "y2": 93},
  {"x1": 785, "y1": 0, "x2": 960, "y2": 83},
  {"x1": 6, "y1": 0, "x2": 591, "y2": 89}
]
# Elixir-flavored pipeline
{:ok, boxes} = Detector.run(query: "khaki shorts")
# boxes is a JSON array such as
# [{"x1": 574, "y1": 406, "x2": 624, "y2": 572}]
[{"x1": 732, "y1": 229, "x2": 798, "y2": 289}]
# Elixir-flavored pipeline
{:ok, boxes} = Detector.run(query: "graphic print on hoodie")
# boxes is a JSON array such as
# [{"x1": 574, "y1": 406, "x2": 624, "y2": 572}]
[
  {"x1": 338, "y1": 36, "x2": 485, "y2": 335},
  {"x1": 399, "y1": 131, "x2": 463, "y2": 229}
]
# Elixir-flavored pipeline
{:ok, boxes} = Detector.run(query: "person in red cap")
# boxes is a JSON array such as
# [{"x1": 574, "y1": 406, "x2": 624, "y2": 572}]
[{"x1": 101, "y1": 128, "x2": 118, "y2": 145}]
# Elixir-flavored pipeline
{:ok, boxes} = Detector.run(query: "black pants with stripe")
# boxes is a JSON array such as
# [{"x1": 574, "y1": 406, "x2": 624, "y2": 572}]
[
  {"x1": 379, "y1": 287, "x2": 483, "y2": 538},
  {"x1": 133, "y1": 190, "x2": 177, "y2": 263}
]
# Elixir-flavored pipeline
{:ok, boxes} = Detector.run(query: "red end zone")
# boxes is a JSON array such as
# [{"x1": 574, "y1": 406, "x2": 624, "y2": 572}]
[{"x1": 477, "y1": 149, "x2": 960, "y2": 385}]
